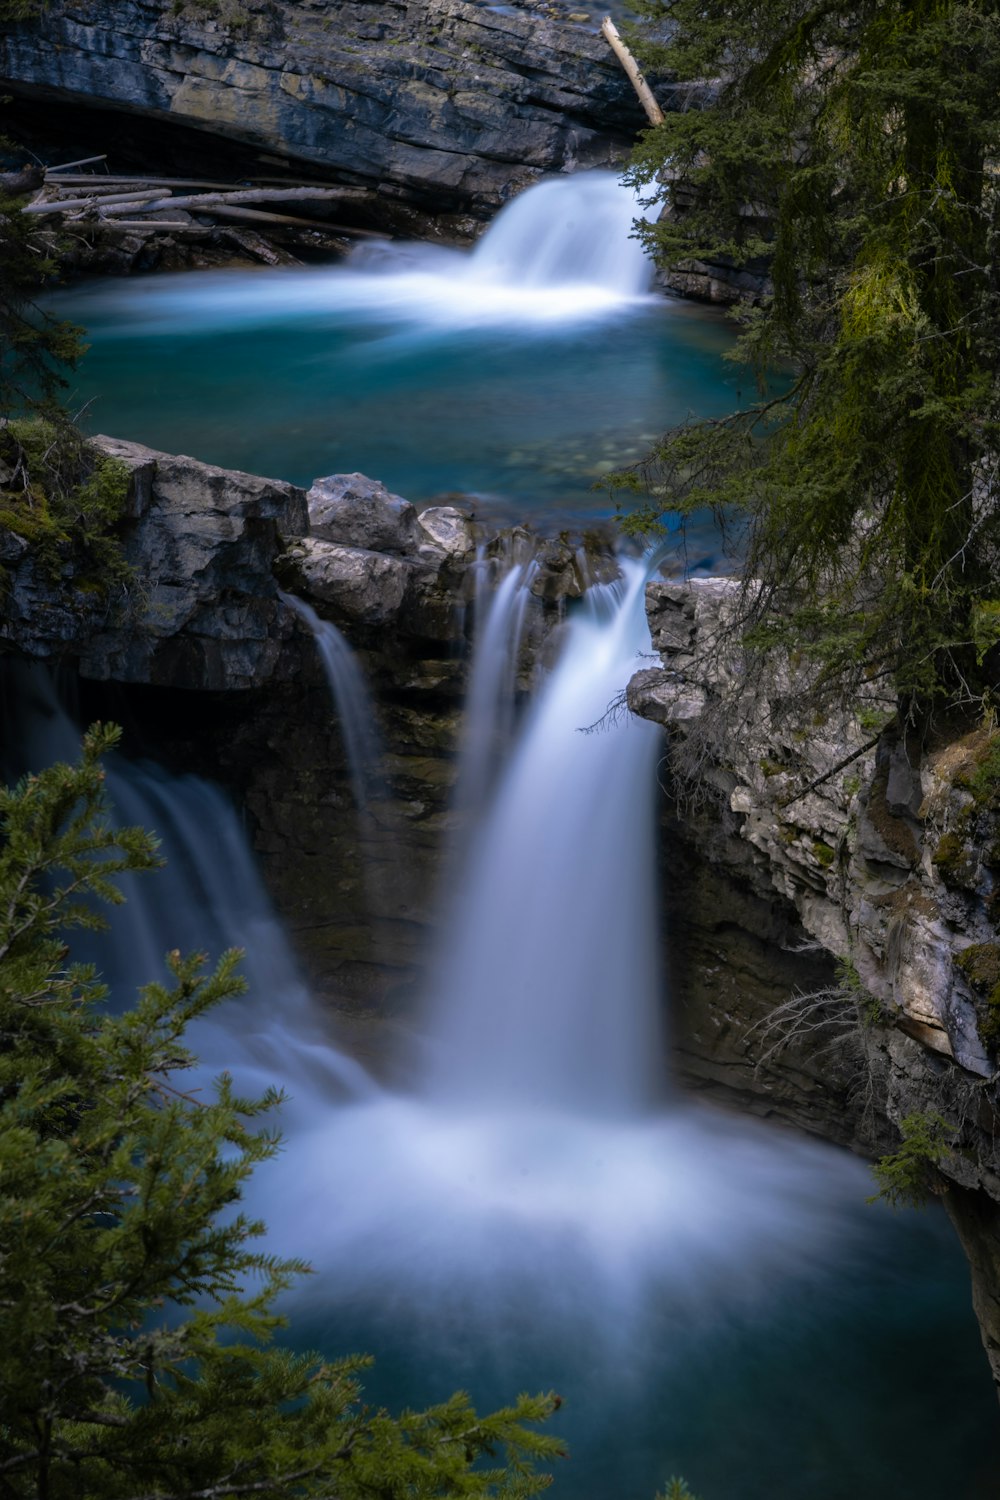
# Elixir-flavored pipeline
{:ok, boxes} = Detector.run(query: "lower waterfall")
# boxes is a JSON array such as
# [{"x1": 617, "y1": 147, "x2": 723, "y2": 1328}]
[{"x1": 3, "y1": 576, "x2": 994, "y2": 1496}]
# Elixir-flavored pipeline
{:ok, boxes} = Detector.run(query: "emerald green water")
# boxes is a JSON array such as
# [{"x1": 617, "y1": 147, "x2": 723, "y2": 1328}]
[{"x1": 51, "y1": 268, "x2": 737, "y2": 556}]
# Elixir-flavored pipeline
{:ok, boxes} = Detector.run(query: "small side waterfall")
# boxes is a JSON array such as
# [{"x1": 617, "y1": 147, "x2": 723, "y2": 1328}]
[
  {"x1": 453, "y1": 553, "x2": 539, "y2": 817},
  {"x1": 280, "y1": 591, "x2": 383, "y2": 807},
  {"x1": 2, "y1": 662, "x2": 376, "y2": 1112}
]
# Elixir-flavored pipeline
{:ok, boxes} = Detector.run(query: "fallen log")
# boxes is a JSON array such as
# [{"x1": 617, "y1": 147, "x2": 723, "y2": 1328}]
[
  {"x1": 186, "y1": 203, "x2": 384, "y2": 236},
  {"x1": 600, "y1": 16, "x2": 664, "y2": 126},
  {"x1": 98, "y1": 219, "x2": 195, "y2": 231},
  {"x1": 103, "y1": 185, "x2": 370, "y2": 213},
  {"x1": 45, "y1": 174, "x2": 246, "y2": 190},
  {"x1": 46, "y1": 153, "x2": 107, "y2": 172},
  {"x1": 23, "y1": 189, "x2": 161, "y2": 215}
]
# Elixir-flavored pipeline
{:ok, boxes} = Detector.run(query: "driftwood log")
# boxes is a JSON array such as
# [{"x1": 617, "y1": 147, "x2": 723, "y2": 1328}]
[
  {"x1": 600, "y1": 17, "x2": 664, "y2": 127},
  {"x1": 15, "y1": 167, "x2": 387, "y2": 256}
]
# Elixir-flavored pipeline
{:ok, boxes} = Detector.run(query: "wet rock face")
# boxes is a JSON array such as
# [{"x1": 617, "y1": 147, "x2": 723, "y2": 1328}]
[
  {"x1": 1, "y1": 437, "x2": 309, "y2": 691},
  {"x1": 627, "y1": 576, "x2": 1000, "y2": 1391},
  {"x1": 0, "y1": 0, "x2": 657, "y2": 221}
]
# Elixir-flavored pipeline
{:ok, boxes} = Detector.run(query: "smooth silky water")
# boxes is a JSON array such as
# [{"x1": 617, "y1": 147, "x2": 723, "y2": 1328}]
[
  {"x1": 26, "y1": 172, "x2": 1000, "y2": 1493},
  {"x1": 49, "y1": 174, "x2": 737, "y2": 551}
]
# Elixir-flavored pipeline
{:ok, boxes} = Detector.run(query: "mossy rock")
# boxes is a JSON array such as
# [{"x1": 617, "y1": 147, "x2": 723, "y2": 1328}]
[
  {"x1": 812, "y1": 839, "x2": 836, "y2": 867},
  {"x1": 0, "y1": 419, "x2": 132, "y2": 595},
  {"x1": 932, "y1": 826, "x2": 978, "y2": 889},
  {"x1": 956, "y1": 942, "x2": 1000, "y2": 1050}
]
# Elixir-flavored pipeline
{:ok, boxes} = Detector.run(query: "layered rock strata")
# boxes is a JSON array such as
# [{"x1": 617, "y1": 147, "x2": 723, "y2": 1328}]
[
  {"x1": 628, "y1": 577, "x2": 1000, "y2": 1393},
  {"x1": 0, "y1": 0, "x2": 662, "y2": 225}
]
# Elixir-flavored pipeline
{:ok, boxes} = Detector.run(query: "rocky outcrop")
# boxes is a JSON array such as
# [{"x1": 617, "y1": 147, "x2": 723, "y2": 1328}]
[
  {"x1": 0, "y1": 0, "x2": 665, "y2": 225},
  {"x1": 628, "y1": 576, "x2": 1000, "y2": 1393},
  {"x1": 1, "y1": 437, "x2": 308, "y2": 691},
  {"x1": 1, "y1": 444, "x2": 614, "y2": 1023},
  {"x1": 0, "y1": 443, "x2": 600, "y2": 690}
]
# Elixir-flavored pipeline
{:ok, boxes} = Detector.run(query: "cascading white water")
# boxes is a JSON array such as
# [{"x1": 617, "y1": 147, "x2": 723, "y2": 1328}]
[
  {"x1": 453, "y1": 553, "x2": 538, "y2": 818},
  {"x1": 240, "y1": 560, "x2": 870, "y2": 1345},
  {"x1": 2, "y1": 663, "x2": 376, "y2": 1114},
  {"x1": 468, "y1": 172, "x2": 652, "y2": 297},
  {"x1": 59, "y1": 171, "x2": 655, "y2": 335},
  {"x1": 25, "y1": 157, "x2": 999, "y2": 1495},
  {"x1": 279, "y1": 590, "x2": 383, "y2": 808},
  {"x1": 4, "y1": 601, "x2": 870, "y2": 1342},
  {"x1": 427, "y1": 558, "x2": 664, "y2": 1113}
]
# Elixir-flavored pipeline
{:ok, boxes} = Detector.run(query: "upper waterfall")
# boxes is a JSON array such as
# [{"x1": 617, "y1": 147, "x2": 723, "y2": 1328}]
[
  {"x1": 58, "y1": 172, "x2": 655, "y2": 336},
  {"x1": 468, "y1": 172, "x2": 653, "y2": 298}
]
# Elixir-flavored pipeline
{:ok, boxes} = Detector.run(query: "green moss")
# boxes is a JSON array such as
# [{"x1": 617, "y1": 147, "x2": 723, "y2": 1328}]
[
  {"x1": 0, "y1": 419, "x2": 133, "y2": 597},
  {"x1": 812, "y1": 839, "x2": 836, "y2": 867},
  {"x1": 955, "y1": 942, "x2": 1000, "y2": 1049},
  {"x1": 932, "y1": 826, "x2": 978, "y2": 888},
  {"x1": 759, "y1": 757, "x2": 785, "y2": 778},
  {"x1": 956, "y1": 732, "x2": 1000, "y2": 808}
]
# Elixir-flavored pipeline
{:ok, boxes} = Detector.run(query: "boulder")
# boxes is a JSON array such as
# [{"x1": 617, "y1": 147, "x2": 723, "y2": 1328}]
[
  {"x1": 307, "y1": 473, "x2": 423, "y2": 556},
  {"x1": 417, "y1": 505, "x2": 478, "y2": 558},
  {"x1": 288, "y1": 535, "x2": 414, "y2": 624}
]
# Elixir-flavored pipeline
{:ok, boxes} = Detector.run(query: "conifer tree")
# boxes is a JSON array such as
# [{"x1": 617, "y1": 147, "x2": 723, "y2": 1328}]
[
  {"x1": 619, "y1": 0, "x2": 1000, "y2": 720},
  {"x1": 0, "y1": 725, "x2": 563, "y2": 1498}
]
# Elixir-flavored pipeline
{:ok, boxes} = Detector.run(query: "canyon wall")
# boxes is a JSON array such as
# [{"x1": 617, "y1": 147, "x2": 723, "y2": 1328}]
[{"x1": 0, "y1": 0, "x2": 662, "y2": 227}]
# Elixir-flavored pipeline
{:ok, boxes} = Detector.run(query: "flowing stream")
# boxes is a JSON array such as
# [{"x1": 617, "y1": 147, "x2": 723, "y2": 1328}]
[{"x1": 20, "y1": 171, "x2": 1000, "y2": 1494}]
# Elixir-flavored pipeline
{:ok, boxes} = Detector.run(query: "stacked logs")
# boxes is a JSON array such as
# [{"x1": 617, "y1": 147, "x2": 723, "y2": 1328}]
[{"x1": 4, "y1": 155, "x2": 388, "y2": 265}]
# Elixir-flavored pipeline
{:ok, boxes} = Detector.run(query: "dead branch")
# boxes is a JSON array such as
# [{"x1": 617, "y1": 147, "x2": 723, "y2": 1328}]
[{"x1": 600, "y1": 16, "x2": 664, "y2": 126}]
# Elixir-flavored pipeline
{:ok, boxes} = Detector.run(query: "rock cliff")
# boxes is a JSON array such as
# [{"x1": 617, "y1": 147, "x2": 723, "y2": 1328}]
[
  {"x1": 6, "y1": 443, "x2": 1000, "y2": 1390},
  {"x1": 0, "y1": 0, "x2": 662, "y2": 225},
  {"x1": 627, "y1": 577, "x2": 1000, "y2": 1395}
]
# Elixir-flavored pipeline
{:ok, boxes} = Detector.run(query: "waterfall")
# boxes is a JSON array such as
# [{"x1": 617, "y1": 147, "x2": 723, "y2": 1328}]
[
  {"x1": 427, "y1": 557, "x2": 664, "y2": 1114},
  {"x1": 242, "y1": 562, "x2": 869, "y2": 1344},
  {"x1": 468, "y1": 172, "x2": 653, "y2": 297},
  {"x1": 280, "y1": 590, "x2": 383, "y2": 808},
  {"x1": 1, "y1": 662, "x2": 376, "y2": 1114},
  {"x1": 453, "y1": 552, "x2": 539, "y2": 817},
  {"x1": 1, "y1": 596, "x2": 873, "y2": 1419},
  {"x1": 60, "y1": 171, "x2": 655, "y2": 336}
]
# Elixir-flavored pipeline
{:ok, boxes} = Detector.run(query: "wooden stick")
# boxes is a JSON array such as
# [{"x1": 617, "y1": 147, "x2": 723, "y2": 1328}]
[
  {"x1": 102, "y1": 185, "x2": 370, "y2": 213},
  {"x1": 45, "y1": 174, "x2": 245, "y2": 190},
  {"x1": 600, "y1": 16, "x2": 664, "y2": 125},
  {"x1": 97, "y1": 219, "x2": 195, "y2": 231},
  {"x1": 45, "y1": 153, "x2": 107, "y2": 172},
  {"x1": 181, "y1": 203, "x2": 383, "y2": 235},
  {"x1": 23, "y1": 189, "x2": 160, "y2": 215}
]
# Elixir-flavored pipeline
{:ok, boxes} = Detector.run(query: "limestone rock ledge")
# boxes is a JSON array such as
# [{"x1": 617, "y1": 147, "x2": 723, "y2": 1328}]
[
  {"x1": 628, "y1": 576, "x2": 1000, "y2": 1395},
  {"x1": 0, "y1": 439, "x2": 596, "y2": 690},
  {"x1": 0, "y1": 0, "x2": 658, "y2": 223}
]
